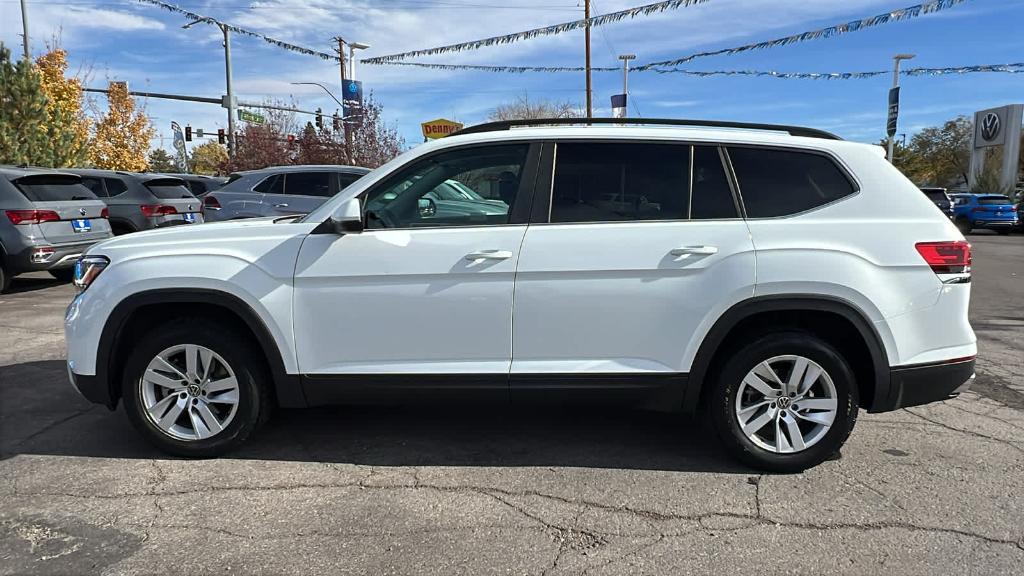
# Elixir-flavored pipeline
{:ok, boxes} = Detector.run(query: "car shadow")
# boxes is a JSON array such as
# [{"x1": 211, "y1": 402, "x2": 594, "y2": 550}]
[
  {"x1": 1, "y1": 360, "x2": 747, "y2": 474},
  {"x1": 5, "y1": 275, "x2": 67, "y2": 295}
]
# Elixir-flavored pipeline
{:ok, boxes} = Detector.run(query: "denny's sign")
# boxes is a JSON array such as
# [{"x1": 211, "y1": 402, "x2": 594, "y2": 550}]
[{"x1": 421, "y1": 118, "x2": 464, "y2": 140}]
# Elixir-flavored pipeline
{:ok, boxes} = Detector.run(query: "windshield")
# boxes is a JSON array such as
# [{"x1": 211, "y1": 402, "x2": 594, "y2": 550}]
[
  {"x1": 923, "y1": 191, "x2": 949, "y2": 203},
  {"x1": 13, "y1": 175, "x2": 97, "y2": 202},
  {"x1": 978, "y1": 195, "x2": 1012, "y2": 205}
]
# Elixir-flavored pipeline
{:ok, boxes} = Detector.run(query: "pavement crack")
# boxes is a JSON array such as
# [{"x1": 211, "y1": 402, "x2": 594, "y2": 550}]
[{"x1": 903, "y1": 408, "x2": 1024, "y2": 453}]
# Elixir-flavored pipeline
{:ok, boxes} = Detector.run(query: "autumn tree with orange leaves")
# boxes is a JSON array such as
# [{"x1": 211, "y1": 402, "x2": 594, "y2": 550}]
[
  {"x1": 90, "y1": 81, "x2": 155, "y2": 171},
  {"x1": 35, "y1": 48, "x2": 90, "y2": 167}
]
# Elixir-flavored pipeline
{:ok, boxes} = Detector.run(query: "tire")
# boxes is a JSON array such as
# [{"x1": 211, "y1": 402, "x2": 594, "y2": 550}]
[
  {"x1": 49, "y1": 268, "x2": 75, "y2": 282},
  {"x1": 955, "y1": 219, "x2": 972, "y2": 234},
  {"x1": 708, "y1": 331, "x2": 859, "y2": 473},
  {"x1": 996, "y1": 228, "x2": 1010, "y2": 236},
  {"x1": 122, "y1": 318, "x2": 271, "y2": 457},
  {"x1": 0, "y1": 263, "x2": 10, "y2": 294}
]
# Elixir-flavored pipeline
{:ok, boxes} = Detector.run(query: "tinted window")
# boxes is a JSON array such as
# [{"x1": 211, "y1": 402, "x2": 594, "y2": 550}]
[
  {"x1": 103, "y1": 178, "x2": 128, "y2": 196},
  {"x1": 551, "y1": 143, "x2": 737, "y2": 223},
  {"x1": 81, "y1": 177, "x2": 106, "y2": 197},
  {"x1": 923, "y1": 190, "x2": 949, "y2": 203},
  {"x1": 145, "y1": 179, "x2": 193, "y2": 199},
  {"x1": 185, "y1": 180, "x2": 207, "y2": 195},
  {"x1": 338, "y1": 173, "x2": 363, "y2": 189},
  {"x1": 254, "y1": 175, "x2": 282, "y2": 194},
  {"x1": 978, "y1": 195, "x2": 1012, "y2": 205},
  {"x1": 13, "y1": 175, "x2": 97, "y2": 202},
  {"x1": 364, "y1": 144, "x2": 527, "y2": 229},
  {"x1": 285, "y1": 172, "x2": 333, "y2": 197},
  {"x1": 728, "y1": 147, "x2": 856, "y2": 218}
]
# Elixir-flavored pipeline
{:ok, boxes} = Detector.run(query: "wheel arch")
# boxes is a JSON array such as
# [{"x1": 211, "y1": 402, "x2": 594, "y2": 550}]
[
  {"x1": 684, "y1": 295, "x2": 891, "y2": 414},
  {"x1": 97, "y1": 288, "x2": 304, "y2": 410}
]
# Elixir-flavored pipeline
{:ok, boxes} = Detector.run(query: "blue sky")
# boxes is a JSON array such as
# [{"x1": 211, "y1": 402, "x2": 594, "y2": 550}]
[{"x1": 2, "y1": 0, "x2": 1023, "y2": 152}]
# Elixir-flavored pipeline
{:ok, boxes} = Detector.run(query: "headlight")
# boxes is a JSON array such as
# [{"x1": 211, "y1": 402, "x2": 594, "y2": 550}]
[{"x1": 73, "y1": 255, "x2": 109, "y2": 292}]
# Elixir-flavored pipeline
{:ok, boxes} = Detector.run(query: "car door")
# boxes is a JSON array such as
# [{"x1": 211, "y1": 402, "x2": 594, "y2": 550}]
[
  {"x1": 510, "y1": 141, "x2": 756, "y2": 397},
  {"x1": 293, "y1": 143, "x2": 540, "y2": 396}
]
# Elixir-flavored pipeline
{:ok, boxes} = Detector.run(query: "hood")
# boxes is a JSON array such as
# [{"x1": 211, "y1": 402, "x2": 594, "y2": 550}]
[{"x1": 86, "y1": 217, "x2": 316, "y2": 258}]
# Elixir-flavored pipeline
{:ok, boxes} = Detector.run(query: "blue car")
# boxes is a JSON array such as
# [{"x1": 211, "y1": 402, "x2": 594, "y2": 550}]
[{"x1": 950, "y1": 193, "x2": 1018, "y2": 235}]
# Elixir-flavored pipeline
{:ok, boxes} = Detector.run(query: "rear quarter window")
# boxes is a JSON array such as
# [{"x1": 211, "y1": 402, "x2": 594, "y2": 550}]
[
  {"x1": 728, "y1": 147, "x2": 856, "y2": 218},
  {"x1": 12, "y1": 175, "x2": 97, "y2": 202}
]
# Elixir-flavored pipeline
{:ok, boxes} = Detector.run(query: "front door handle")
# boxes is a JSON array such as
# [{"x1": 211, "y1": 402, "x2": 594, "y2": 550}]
[
  {"x1": 273, "y1": 203, "x2": 289, "y2": 208},
  {"x1": 670, "y1": 245, "x2": 718, "y2": 256},
  {"x1": 465, "y1": 250, "x2": 513, "y2": 261}
]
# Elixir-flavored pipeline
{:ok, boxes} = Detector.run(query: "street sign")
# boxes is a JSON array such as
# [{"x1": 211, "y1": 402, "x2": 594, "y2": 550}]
[
  {"x1": 238, "y1": 109, "x2": 266, "y2": 124},
  {"x1": 886, "y1": 87, "x2": 900, "y2": 138},
  {"x1": 343, "y1": 80, "x2": 363, "y2": 106},
  {"x1": 343, "y1": 105, "x2": 363, "y2": 127},
  {"x1": 421, "y1": 118, "x2": 464, "y2": 140},
  {"x1": 196, "y1": 128, "x2": 204, "y2": 138}
]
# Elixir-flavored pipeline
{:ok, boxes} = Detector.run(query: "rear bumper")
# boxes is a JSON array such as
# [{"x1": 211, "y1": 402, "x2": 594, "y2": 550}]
[
  {"x1": 870, "y1": 358, "x2": 975, "y2": 413},
  {"x1": 8, "y1": 241, "x2": 96, "y2": 273}
]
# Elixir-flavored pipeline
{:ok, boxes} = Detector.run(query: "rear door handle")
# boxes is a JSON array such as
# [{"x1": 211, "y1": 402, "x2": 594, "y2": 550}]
[
  {"x1": 465, "y1": 250, "x2": 513, "y2": 261},
  {"x1": 670, "y1": 245, "x2": 718, "y2": 256},
  {"x1": 273, "y1": 203, "x2": 289, "y2": 208}
]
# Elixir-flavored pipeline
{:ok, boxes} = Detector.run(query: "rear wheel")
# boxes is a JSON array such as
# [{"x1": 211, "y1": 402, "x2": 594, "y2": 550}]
[
  {"x1": 708, "y1": 332, "x2": 858, "y2": 473},
  {"x1": 122, "y1": 318, "x2": 271, "y2": 457},
  {"x1": 955, "y1": 218, "x2": 972, "y2": 234},
  {"x1": 996, "y1": 228, "x2": 1011, "y2": 236},
  {"x1": 0, "y1": 263, "x2": 10, "y2": 293},
  {"x1": 49, "y1": 269, "x2": 74, "y2": 282}
]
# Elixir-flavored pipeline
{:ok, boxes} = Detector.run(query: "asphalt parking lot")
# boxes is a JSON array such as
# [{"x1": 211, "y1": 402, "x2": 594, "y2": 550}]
[{"x1": 1, "y1": 233, "x2": 1022, "y2": 575}]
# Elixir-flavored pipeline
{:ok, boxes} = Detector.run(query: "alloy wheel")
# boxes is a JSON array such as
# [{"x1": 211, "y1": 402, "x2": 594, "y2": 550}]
[
  {"x1": 734, "y1": 355, "x2": 838, "y2": 454},
  {"x1": 140, "y1": 344, "x2": 240, "y2": 441}
]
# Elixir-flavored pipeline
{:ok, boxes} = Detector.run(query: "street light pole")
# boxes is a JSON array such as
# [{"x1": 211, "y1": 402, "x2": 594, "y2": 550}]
[
  {"x1": 619, "y1": 54, "x2": 636, "y2": 111},
  {"x1": 347, "y1": 41, "x2": 370, "y2": 81},
  {"x1": 336, "y1": 37, "x2": 352, "y2": 164},
  {"x1": 222, "y1": 23, "x2": 236, "y2": 157},
  {"x1": 584, "y1": 0, "x2": 593, "y2": 119},
  {"x1": 19, "y1": 0, "x2": 30, "y2": 60},
  {"x1": 887, "y1": 53, "x2": 915, "y2": 163}
]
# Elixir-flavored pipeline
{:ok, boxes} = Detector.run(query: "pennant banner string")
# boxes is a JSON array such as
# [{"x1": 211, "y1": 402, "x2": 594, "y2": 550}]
[
  {"x1": 135, "y1": 0, "x2": 341, "y2": 62},
  {"x1": 633, "y1": 0, "x2": 971, "y2": 71},
  {"x1": 370, "y1": 60, "x2": 1024, "y2": 79},
  {"x1": 362, "y1": 0, "x2": 713, "y2": 64}
]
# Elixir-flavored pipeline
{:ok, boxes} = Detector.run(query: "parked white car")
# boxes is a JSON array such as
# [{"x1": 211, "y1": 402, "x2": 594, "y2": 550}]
[{"x1": 65, "y1": 119, "x2": 976, "y2": 472}]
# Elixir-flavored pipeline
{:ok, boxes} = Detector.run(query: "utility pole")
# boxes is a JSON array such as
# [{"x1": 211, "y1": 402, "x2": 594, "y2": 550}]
[
  {"x1": 19, "y1": 0, "x2": 30, "y2": 60},
  {"x1": 887, "y1": 53, "x2": 915, "y2": 163},
  {"x1": 584, "y1": 0, "x2": 592, "y2": 119},
  {"x1": 336, "y1": 37, "x2": 353, "y2": 164},
  {"x1": 222, "y1": 23, "x2": 237, "y2": 157}
]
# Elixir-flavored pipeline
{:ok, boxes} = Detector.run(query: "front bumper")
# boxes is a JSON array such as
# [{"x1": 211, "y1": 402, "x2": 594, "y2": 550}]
[
  {"x1": 872, "y1": 358, "x2": 975, "y2": 412},
  {"x1": 67, "y1": 362, "x2": 116, "y2": 409}
]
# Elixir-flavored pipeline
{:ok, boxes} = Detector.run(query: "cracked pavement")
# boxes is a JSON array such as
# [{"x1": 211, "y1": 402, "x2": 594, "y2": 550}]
[{"x1": 1, "y1": 234, "x2": 1022, "y2": 575}]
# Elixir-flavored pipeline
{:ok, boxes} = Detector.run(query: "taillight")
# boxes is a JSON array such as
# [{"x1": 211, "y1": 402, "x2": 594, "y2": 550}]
[
  {"x1": 916, "y1": 241, "x2": 971, "y2": 274},
  {"x1": 100, "y1": 207, "x2": 109, "y2": 219},
  {"x1": 5, "y1": 210, "x2": 60, "y2": 225},
  {"x1": 203, "y1": 195, "x2": 222, "y2": 210},
  {"x1": 140, "y1": 204, "x2": 177, "y2": 217}
]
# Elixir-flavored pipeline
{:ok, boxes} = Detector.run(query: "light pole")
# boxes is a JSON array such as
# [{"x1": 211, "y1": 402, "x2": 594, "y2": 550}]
[
  {"x1": 584, "y1": 0, "x2": 592, "y2": 119},
  {"x1": 184, "y1": 19, "x2": 236, "y2": 156},
  {"x1": 887, "y1": 53, "x2": 915, "y2": 163},
  {"x1": 347, "y1": 41, "x2": 370, "y2": 80},
  {"x1": 618, "y1": 54, "x2": 636, "y2": 116},
  {"x1": 291, "y1": 82, "x2": 344, "y2": 108},
  {"x1": 19, "y1": 0, "x2": 29, "y2": 60}
]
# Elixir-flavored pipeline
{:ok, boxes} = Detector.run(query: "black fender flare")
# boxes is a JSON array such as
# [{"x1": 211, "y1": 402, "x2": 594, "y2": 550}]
[
  {"x1": 96, "y1": 288, "x2": 304, "y2": 409},
  {"x1": 683, "y1": 295, "x2": 891, "y2": 412}
]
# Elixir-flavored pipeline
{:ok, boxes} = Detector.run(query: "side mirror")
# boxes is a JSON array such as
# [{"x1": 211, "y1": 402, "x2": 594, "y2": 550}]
[
  {"x1": 322, "y1": 197, "x2": 363, "y2": 235},
  {"x1": 418, "y1": 197, "x2": 437, "y2": 218}
]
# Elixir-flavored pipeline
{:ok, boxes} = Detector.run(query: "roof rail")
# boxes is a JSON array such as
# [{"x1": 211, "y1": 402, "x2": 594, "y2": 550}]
[{"x1": 449, "y1": 117, "x2": 842, "y2": 140}]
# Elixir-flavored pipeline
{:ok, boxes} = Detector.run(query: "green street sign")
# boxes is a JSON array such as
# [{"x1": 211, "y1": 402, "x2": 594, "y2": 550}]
[{"x1": 237, "y1": 109, "x2": 265, "y2": 124}]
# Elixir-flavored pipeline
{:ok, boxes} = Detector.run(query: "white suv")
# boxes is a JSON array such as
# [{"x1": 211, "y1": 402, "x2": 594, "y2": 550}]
[{"x1": 65, "y1": 119, "x2": 976, "y2": 472}]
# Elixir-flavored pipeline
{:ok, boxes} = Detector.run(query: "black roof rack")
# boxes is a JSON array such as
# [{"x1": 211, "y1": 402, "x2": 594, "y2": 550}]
[{"x1": 449, "y1": 117, "x2": 842, "y2": 140}]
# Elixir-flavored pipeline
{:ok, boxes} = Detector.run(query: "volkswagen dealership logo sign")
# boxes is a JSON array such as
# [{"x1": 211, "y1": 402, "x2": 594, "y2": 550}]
[{"x1": 981, "y1": 112, "x2": 1001, "y2": 142}]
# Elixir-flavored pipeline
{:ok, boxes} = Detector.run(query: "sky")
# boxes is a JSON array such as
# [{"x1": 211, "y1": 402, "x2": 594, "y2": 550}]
[{"x1": 2, "y1": 0, "x2": 1024, "y2": 153}]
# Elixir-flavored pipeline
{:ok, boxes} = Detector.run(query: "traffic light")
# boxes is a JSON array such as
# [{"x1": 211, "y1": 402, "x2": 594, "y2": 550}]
[
  {"x1": 315, "y1": 108, "x2": 323, "y2": 130},
  {"x1": 287, "y1": 134, "x2": 295, "y2": 145},
  {"x1": 217, "y1": 129, "x2": 225, "y2": 145},
  {"x1": 185, "y1": 125, "x2": 192, "y2": 142},
  {"x1": 332, "y1": 111, "x2": 340, "y2": 131}
]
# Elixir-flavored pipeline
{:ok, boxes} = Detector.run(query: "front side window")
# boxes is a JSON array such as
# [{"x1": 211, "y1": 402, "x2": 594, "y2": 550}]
[
  {"x1": 728, "y1": 147, "x2": 856, "y2": 218},
  {"x1": 254, "y1": 175, "x2": 282, "y2": 194},
  {"x1": 550, "y1": 143, "x2": 737, "y2": 223},
  {"x1": 363, "y1": 144, "x2": 527, "y2": 229},
  {"x1": 285, "y1": 172, "x2": 333, "y2": 197},
  {"x1": 103, "y1": 178, "x2": 128, "y2": 197}
]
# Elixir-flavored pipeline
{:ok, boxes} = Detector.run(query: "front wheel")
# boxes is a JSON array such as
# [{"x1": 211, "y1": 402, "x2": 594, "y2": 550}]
[
  {"x1": 996, "y1": 228, "x2": 1011, "y2": 236},
  {"x1": 708, "y1": 332, "x2": 859, "y2": 473},
  {"x1": 122, "y1": 318, "x2": 271, "y2": 457}
]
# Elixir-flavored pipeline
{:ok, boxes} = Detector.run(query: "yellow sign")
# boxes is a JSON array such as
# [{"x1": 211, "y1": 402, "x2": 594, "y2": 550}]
[{"x1": 421, "y1": 118, "x2": 464, "y2": 139}]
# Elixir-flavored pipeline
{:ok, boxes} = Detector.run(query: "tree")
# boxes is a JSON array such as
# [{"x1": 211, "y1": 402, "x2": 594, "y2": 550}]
[
  {"x1": 0, "y1": 44, "x2": 50, "y2": 166},
  {"x1": 222, "y1": 102, "x2": 297, "y2": 173},
  {"x1": 488, "y1": 93, "x2": 582, "y2": 121},
  {"x1": 190, "y1": 142, "x2": 228, "y2": 175},
  {"x1": 348, "y1": 92, "x2": 405, "y2": 168},
  {"x1": 35, "y1": 48, "x2": 90, "y2": 167},
  {"x1": 900, "y1": 116, "x2": 972, "y2": 188},
  {"x1": 90, "y1": 81, "x2": 156, "y2": 171},
  {"x1": 147, "y1": 148, "x2": 175, "y2": 172}
]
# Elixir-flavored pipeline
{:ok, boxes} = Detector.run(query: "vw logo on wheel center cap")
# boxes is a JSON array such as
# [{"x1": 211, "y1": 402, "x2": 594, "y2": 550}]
[
  {"x1": 777, "y1": 396, "x2": 792, "y2": 409},
  {"x1": 187, "y1": 383, "x2": 201, "y2": 396}
]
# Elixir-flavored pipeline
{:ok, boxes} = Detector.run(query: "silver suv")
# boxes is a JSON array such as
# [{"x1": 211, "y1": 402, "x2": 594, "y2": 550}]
[
  {"x1": 65, "y1": 170, "x2": 204, "y2": 235},
  {"x1": 0, "y1": 166, "x2": 112, "y2": 291},
  {"x1": 204, "y1": 165, "x2": 369, "y2": 221}
]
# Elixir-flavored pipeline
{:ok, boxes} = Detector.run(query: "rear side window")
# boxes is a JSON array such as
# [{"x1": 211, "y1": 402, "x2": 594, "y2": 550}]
[
  {"x1": 978, "y1": 195, "x2": 1011, "y2": 205},
  {"x1": 12, "y1": 175, "x2": 97, "y2": 202},
  {"x1": 103, "y1": 178, "x2": 128, "y2": 196},
  {"x1": 145, "y1": 179, "x2": 194, "y2": 199},
  {"x1": 550, "y1": 143, "x2": 738, "y2": 223},
  {"x1": 81, "y1": 177, "x2": 106, "y2": 197},
  {"x1": 285, "y1": 172, "x2": 333, "y2": 197},
  {"x1": 728, "y1": 147, "x2": 856, "y2": 218}
]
